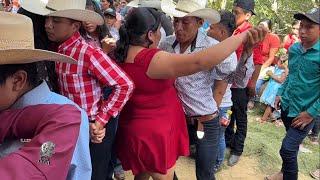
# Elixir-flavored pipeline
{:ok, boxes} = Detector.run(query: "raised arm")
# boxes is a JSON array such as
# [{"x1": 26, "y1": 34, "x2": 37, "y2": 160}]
[{"x1": 147, "y1": 27, "x2": 266, "y2": 79}]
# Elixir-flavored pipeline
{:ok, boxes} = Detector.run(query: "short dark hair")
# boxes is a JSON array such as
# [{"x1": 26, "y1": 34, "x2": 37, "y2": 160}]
[
  {"x1": 292, "y1": 20, "x2": 300, "y2": 26},
  {"x1": 0, "y1": 63, "x2": 40, "y2": 87},
  {"x1": 219, "y1": 10, "x2": 237, "y2": 36}
]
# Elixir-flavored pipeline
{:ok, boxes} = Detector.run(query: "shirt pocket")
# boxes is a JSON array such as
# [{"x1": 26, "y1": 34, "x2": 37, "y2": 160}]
[
  {"x1": 300, "y1": 60, "x2": 320, "y2": 82},
  {"x1": 61, "y1": 73, "x2": 82, "y2": 94}
]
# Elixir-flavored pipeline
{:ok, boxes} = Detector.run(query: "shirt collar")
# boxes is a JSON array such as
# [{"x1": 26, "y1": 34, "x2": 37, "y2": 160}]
[
  {"x1": 58, "y1": 31, "x2": 82, "y2": 52},
  {"x1": 298, "y1": 39, "x2": 320, "y2": 52},
  {"x1": 233, "y1": 21, "x2": 252, "y2": 35},
  {"x1": 173, "y1": 30, "x2": 208, "y2": 54},
  {"x1": 12, "y1": 81, "x2": 51, "y2": 109}
]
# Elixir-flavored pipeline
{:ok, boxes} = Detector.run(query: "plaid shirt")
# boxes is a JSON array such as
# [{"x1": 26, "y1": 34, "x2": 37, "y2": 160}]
[{"x1": 56, "y1": 32, "x2": 134, "y2": 126}]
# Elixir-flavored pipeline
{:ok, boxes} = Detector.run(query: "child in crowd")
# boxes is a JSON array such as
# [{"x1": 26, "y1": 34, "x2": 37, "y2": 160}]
[{"x1": 259, "y1": 53, "x2": 288, "y2": 124}]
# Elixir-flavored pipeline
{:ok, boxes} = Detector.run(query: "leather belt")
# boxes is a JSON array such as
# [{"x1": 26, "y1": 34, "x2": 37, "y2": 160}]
[
  {"x1": 186, "y1": 112, "x2": 219, "y2": 137},
  {"x1": 186, "y1": 112, "x2": 219, "y2": 125}
]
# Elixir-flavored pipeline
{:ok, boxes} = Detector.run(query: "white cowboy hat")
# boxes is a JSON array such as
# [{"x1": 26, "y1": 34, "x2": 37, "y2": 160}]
[
  {"x1": 20, "y1": 0, "x2": 104, "y2": 25},
  {"x1": 127, "y1": 0, "x2": 161, "y2": 10},
  {"x1": 0, "y1": 12, "x2": 76, "y2": 65},
  {"x1": 161, "y1": 0, "x2": 220, "y2": 24}
]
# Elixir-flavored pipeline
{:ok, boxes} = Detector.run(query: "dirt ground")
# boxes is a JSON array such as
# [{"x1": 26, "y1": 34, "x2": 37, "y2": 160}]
[{"x1": 124, "y1": 156, "x2": 312, "y2": 180}]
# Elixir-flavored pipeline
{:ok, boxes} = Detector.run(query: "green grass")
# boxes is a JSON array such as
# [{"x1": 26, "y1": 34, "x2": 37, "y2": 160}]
[{"x1": 243, "y1": 103, "x2": 320, "y2": 177}]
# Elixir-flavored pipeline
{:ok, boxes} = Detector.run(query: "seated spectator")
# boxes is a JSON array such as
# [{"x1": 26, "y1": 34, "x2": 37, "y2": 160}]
[{"x1": 259, "y1": 55, "x2": 288, "y2": 123}]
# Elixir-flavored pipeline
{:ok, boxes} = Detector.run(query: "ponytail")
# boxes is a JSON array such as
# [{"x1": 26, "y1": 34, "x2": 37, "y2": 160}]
[{"x1": 115, "y1": 25, "x2": 130, "y2": 63}]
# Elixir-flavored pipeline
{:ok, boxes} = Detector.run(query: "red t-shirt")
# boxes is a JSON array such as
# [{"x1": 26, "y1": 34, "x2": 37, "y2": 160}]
[
  {"x1": 233, "y1": 21, "x2": 264, "y2": 65},
  {"x1": 262, "y1": 33, "x2": 280, "y2": 62},
  {"x1": 283, "y1": 34, "x2": 299, "y2": 51}
]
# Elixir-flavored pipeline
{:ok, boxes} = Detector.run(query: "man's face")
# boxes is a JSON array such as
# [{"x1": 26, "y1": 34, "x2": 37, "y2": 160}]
[
  {"x1": 173, "y1": 16, "x2": 202, "y2": 44},
  {"x1": 0, "y1": 79, "x2": 16, "y2": 111},
  {"x1": 232, "y1": 6, "x2": 251, "y2": 27},
  {"x1": 45, "y1": 17, "x2": 80, "y2": 43},
  {"x1": 105, "y1": 15, "x2": 117, "y2": 27},
  {"x1": 207, "y1": 23, "x2": 228, "y2": 42},
  {"x1": 299, "y1": 19, "x2": 320, "y2": 46}
]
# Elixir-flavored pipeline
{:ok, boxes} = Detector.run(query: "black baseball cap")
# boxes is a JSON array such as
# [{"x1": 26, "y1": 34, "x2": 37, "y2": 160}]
[
  {"x1": 233, "y1": 0, "x2": 256, "y2": 15},
  {"x1": 294, "y1": 8, "x2": 319, "y2": 24},
  {"x1": 104, "y1": 8, "x2": 116, "y2": 18}
]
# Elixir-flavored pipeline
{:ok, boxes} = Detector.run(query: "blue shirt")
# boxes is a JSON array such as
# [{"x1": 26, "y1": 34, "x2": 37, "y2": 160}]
[
  {"x1": 277, "y1": 40, "x2": 320, "y2": 118},
  {"x1": 1, "y1": 82, "x2": 92, "y2": 180}
]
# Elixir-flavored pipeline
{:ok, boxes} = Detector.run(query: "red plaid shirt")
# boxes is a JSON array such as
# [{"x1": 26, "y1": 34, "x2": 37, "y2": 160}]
[{"x1": 56, "y1": 32, "x2": 134, "y2": 126}]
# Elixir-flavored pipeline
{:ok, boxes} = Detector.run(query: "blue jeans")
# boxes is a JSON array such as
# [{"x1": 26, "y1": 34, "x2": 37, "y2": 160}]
[
  {"x1": 214, "y1": 107, "x2": 231, "y2": 170},
  {"x1": 280, "y1": 108, "x2": 315, "y2": 180},
  {"x1": 189, "y1": 116, "x2": 220, "y2": 180}
]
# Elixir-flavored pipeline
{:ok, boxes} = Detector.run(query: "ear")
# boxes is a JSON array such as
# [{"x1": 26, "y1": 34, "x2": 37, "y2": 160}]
[
  {"x1": 72, "y1": 21, "x2": 82, "y2": 33},
  {"x1": 147, "y1": 30, "x2": 155, "y2": 44},
  {"x1": 245, "y1": 13, "x2": 252, "y2": 21},
  {"x1": 11, "y1": 70, "x2": 28, "y2": 92},
  {"x1": 198, "y1": 18, "x2": 204, "y2": 27}
]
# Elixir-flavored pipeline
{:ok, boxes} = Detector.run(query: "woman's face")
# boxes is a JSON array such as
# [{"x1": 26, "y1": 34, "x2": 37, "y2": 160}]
[
  {"x1": 259, "y1": 21, "x2": 270, "y2": 32},
  {"x1": 292, "y1": 22, "x2": 300, "y2": 36},
  {"x1": 149, "y1": 26, "x2": 162, "y2": 48},
  {"x1": 100, "y1": 0, "x2": 111, "y2": 11}
]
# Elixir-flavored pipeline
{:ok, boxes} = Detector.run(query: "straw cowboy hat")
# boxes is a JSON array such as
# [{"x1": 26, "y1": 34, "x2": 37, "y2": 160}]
[
  {"x1": 127, "y1": 0, "x2": 161, "y2": 10},
  {"x1": 161, "y1": 0, "x2": 220, "y2": 24},
  {"x1": 20, "y1": 0, "x2": 104, "y2": 25},
  {"x1": 0, "y1": 12, "x2": 76, "y2": 65}
]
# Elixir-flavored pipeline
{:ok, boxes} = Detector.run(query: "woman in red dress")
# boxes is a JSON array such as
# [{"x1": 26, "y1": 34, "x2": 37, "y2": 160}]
[{"x1": 114, "y1": 7, "x2": 265, "y2": 180}]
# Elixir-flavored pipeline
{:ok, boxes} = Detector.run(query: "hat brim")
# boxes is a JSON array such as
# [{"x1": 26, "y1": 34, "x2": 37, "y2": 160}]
[
  {"x1": 294, "y1": 13, "x2": 319, "y2": 24},
  {"x1": 21, "y1": 0, "x2": 104, "y2": 25},
  {"x1": 127, "y1": 0, "x2": 162, "y2": 10},
  {"x1": 161, "y1": 0, "x2": 220, "y2": 24},
  {"x1": 0, "y1": 49, "x2": 77, "y2": 65}
]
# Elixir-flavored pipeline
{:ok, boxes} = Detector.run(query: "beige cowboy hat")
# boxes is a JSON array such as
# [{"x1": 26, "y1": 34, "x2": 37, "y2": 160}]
[
  {"x1": 161, "y1": 0, "x2": 220, "y2": 24},
  {"x1": 20, "y1": 0, "x2": 104, "y2": 25},
  {"x1": 0, "y1": 12, "x2": 76, "y2": 65},
  {"x1": 127, "y1": 0, "x2": 161, "y2": 10}
]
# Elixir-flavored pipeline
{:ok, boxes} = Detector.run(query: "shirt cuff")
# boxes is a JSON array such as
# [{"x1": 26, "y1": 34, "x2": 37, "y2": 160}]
[
  {"x1": 307, "y1": 105, "x2": 319, "y2": 118},
  {"x1": 95, "y1": 112, "x2": 111, "y2": 126}
]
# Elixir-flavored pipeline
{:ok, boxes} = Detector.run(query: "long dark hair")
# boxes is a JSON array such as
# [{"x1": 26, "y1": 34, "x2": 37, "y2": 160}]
[
  {"x1": 115, "y1": 7, "x2": 161, "y2": 63},
  {"x1": 81, "y1": 0, "x2": 111, "y2": 42},
  {"x1": 259, "y1": 18, "x2": 273, "y2": 31}
]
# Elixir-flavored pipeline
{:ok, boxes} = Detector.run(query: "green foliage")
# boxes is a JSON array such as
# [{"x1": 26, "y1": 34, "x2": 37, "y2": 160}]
[{"x1": 207, "y1": 0, "x2": 319, "y2": 38}]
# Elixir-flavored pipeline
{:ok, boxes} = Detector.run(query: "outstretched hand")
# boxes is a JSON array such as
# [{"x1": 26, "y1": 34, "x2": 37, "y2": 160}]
[{"x1": 243, "y1": 26, "x2": 267, "y2": 53}]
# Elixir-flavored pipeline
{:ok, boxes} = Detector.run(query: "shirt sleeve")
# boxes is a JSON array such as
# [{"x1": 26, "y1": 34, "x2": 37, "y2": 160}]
[
  {"x1": 270, "y1": 34, "x2": 281, "y2": 49},
  {"x1": 88, "y1": 50, "x2": 134, "y2": 126},
  {"x1": 307, "y1": 98, "x2": 320, "y2": 118},
  {"x1": 0, "y1": 104, "x2": 81, "y2": 179},
  {"x1": 212, "y1": 53, "x2": 237, "y2": 80}
]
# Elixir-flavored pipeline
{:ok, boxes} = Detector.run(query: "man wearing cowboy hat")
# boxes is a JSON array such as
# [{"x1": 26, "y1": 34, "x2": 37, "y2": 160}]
[
  {"x1": 224, "y1": 0, "x2": 264, "y2": 166},
  {"x1": 0, "y1": 12, "x2": 87, "y2": 179},
  {"x1": 267, "y1": 8, "x2": 320, "y2": 180},
  {"x1": 20, "y1": 0, "x2": 134, "y2": 179},
  {"x1": 0, "y1": 104, "x2": 82, "y2": 179},
  {"x1": 159, "y1": 0, "x2": 257, "y2": 179}
]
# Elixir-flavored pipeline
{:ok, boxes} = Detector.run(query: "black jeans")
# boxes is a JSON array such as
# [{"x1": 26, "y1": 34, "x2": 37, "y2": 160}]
[
  {"x1": 189, "y1": 116, "x2": 220, "y2": 180},
  {"x1": 280, "y1": 108, "x2": 315, "y2": 180},
  {"x1": 90, "y1": 116, "x2": 118, "y2": 180},
  {"x1": 225, "y1": 88, "x2": 249, "y2": 156}
]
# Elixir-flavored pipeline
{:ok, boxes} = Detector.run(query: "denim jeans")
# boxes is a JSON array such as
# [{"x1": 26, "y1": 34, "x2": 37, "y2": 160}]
[
  {"x1": 280, "y1": 108, "x2": 315, "y2": 180},
  {"x1": 214, "y1": 107, "x2": 231, "y2": 170},
  {"x1": 226, "y1": 88, "x2": 249, "y2": 156},
  {"x1": 189, "y1": 116, "x2": 220, "y2": 180}
]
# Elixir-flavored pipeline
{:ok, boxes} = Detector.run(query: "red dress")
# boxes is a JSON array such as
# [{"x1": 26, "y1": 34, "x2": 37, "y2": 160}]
[{"x1": 116, "y1": 48, "x2": 189, "y2": 175}]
